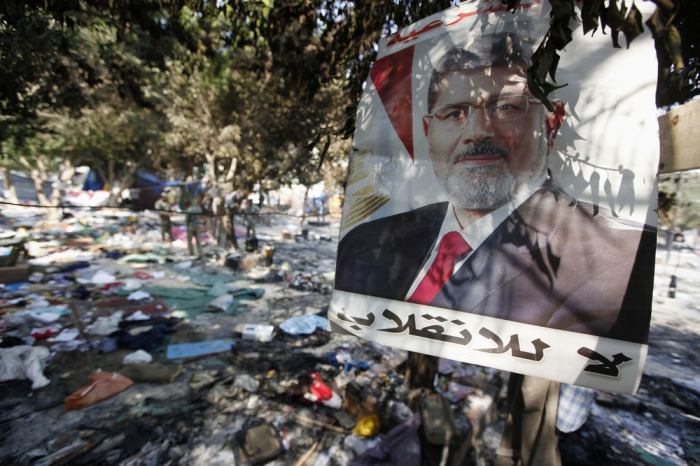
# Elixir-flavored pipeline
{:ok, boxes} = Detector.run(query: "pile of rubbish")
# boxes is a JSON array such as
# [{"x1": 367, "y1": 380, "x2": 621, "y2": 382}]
[
  {"x1": 2, "y1": 315, "x2": 508, "y2": 466},
  {"x1": 2, "y1": 205, "x2": 700, "y2": 466}
]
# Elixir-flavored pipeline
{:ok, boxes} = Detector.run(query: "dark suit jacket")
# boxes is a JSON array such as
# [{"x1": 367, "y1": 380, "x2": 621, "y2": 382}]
[{"x1": 335, "y1": 182, "x2": 657, "y2": 344}]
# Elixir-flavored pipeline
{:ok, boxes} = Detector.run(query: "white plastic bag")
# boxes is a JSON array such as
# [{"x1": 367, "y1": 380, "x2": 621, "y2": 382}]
[
  {"x1": 91, "y1": 270, "x2": 117, "y2": 284},
  {"x1": 123, "y1": 350, "x2": 153, "y2": 365},
  {"x1": 0, "y1": 346, "x2": 51, "y2": 389},
  {"x1": 205, "y1": 294, "x2": 233, "y2": 313},
  {"x1": 127, "y1": 290, "x2": 151, "y2": 301},
  {"x1": 233, "y1": 374, "x2": 259, "y2": 392}
]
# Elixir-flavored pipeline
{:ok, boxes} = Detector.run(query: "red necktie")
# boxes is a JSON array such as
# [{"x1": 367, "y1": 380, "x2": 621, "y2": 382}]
[{"x1": 408, "y1": 231, "x2": 471, "y2": 305}]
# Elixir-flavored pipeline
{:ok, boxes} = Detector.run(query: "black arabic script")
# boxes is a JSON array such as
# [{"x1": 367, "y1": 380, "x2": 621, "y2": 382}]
[
  {"x1": 476, "y1": 328, "x2": 550, "y2": 361},
  {"x1": 379, "y1": 310, "x2": 471, "y2": 345},
  {"x1": 578, "y1": 347, "x2": 632, "y2": 377}
]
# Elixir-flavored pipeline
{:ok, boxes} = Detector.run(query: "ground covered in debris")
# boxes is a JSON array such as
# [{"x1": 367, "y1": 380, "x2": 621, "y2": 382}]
[{"x1": 0, "y1": 206, "x2": 699, "y2": 466}]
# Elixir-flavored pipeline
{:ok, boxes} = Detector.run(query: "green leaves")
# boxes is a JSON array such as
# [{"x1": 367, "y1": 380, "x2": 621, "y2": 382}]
[
  {"x1": 506, "y1": 0, "x2": 689, "y2": 112},
  {"x1": 509, "y1": 0, "x2": 574, "y2": 111},
  {"x1": 581, "y1": 0, "x2": 605, "y2": 35},
  {"x1": 600, "y1": 0, "x2": 644, "y2": 49}
]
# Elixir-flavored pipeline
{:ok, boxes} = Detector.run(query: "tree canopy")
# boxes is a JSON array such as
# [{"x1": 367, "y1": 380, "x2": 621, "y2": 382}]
[{"x1": 1, "y1": 0, "x2": 697, "y2": 205}]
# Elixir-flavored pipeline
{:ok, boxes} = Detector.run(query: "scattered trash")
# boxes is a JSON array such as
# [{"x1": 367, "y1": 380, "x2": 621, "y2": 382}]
[
  {"x1": 64, "y1": 371, "x2": 134, "y2": 410},
  {"x1": 189, "y1": 370, "x2": 219, "y2": 390},
  {"x1": 279, "y1": 314, "x2": 328, "y2": 335},
  {"x1": 174, "y1": 260, "x2": 192, "y2": 269},
  {"x1": 242, "y1": 324, "x2": 275, "y2": 342},
  {"x1": 32, "y1": 437, "x2": 94, "y2": 466},
  {"x1": 124, "y1": 310, "x2": 150, "y2": 321},
  {"x1": 90, "y1": 270, "x2": 117, "y2": 285},
  {"x1": 0, "y1": 345, "x2": 51, "y2": 389},
  {"x1": 120, "y1": 363, "x2": 182, "y2": 383},
  {"x1": 46, "y1": 328, "x2": 80, "y2": 343},
  {"x1": 97, "y1": 337, "x2": 118, "y2": 353},
  {"x1": 126, "y1": 290, "x2": 151, "y2": 301},
  {"x1": 351, "y1": 414, "x2": 422, "y2": 466},
  {"x1": 167, "y1": 339, "x2": 235, "y2": 359},
  {"x1": 353, "y1": 414, "x2": 381, "y2": 437},
  {"x1": 88, "y1": 311, "x2": 123, "y2": 336},
  {"x1": 232, "y1": 423, "x2": 284, "y2": 466},
  {"x1": 328, "y1": 348, "x2": 352, "y2": 366},
  {"x1": 30, "y1": 324, "x2": 62, "y2": 340},
  {"x1": 205, "y1": 293, "x2": 234, "y2": 312},
  {"x1": 233, "y1": 374, "x2": 260, "y2": 393},
  {"x1": 420, "y1": 394, "x2": 460, "y2": 445},
  {"x1": 51, "y1": 340, "x2": 86, "y2": 352},
  {"x1": 226, "y1": 253, "x2": 241, "y2": 270},
  {"x1": 344, "y1": 434, "x2": 382, "y2": 456},
  {"x1": 0, "y1": 200, "x2": 688, "y2": 466},
  {"x1": 123, "y1": 349, "x2": 153, "y2": 365}
]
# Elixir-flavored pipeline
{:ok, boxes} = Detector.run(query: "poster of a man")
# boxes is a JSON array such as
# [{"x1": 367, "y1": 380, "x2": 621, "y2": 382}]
[{"x1": 329, "y1": 1, "x2": 660, "y2": 394}]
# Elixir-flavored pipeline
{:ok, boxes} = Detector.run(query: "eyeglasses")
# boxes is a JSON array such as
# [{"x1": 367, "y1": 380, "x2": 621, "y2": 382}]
[{"x1": 427, "y1": 95, "x2": 543, "y2": 130}]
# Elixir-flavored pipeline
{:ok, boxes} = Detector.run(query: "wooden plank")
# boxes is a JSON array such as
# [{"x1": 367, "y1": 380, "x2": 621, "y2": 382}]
[{"x1": 659, "y1": 98, "x2": 700, "y2": 173}]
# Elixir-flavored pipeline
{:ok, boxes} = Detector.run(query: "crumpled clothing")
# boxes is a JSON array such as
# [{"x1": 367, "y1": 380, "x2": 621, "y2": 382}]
[
  {"x1": 90, "y1": 270, "x2": 117, "y2": 284},
  {"x1": 280, "y1": 314, "x2": 328, "y2": 335},
  {"x1": 206, "y1": 294, "x2": 234, "y2": 312},
  {"x1": 64, "y1": 371, "x2": 133, "y2": 411},
  {"x1": 118, "y1": 316, "x2": 180, "y2": 330},
  {"x1": 350, "y1": 414, "x2": 421, "y2": 466},
  {"x1": 88, "y1": 311, "x2": 123, "y2": 336},
  {"x1": 113, "y1": 325, "x2": 176, "y2": 350},
  {"x1": 127, "y1": 290, "x2": 151, "y2": 302},
  {"x1": 0, "y1": 345, "x2": 51, "y2": 389}
]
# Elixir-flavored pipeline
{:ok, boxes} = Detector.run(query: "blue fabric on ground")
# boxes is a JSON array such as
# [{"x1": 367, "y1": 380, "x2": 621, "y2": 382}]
[{"x1": 279, "y1": 314, "x2": 328, "y2": 335}]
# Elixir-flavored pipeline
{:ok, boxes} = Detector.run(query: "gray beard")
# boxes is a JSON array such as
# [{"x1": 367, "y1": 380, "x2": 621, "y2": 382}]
[
  {"x1": 440, "y1": 164, "x2": 519, "y2": 210},
  {"x1": 435, "y1": 142, "x2": 548, "y2": 211}
]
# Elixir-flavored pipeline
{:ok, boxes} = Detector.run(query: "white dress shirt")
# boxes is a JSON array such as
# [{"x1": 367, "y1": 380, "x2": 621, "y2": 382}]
[{"x1": 405, "y1": 175, "x2": 547, "y2": 299}]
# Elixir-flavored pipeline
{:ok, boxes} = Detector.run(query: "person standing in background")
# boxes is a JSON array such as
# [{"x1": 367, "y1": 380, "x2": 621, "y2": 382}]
[
  {"x1": 154, "y1": 191, "x2": 173, "y2": 242},
  {"x1": 185, "y1": 197, "x2": 204, "y2": 257}
]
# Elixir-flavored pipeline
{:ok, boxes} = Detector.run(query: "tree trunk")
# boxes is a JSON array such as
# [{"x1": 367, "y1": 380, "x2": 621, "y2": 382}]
[
  {"x1": 1, "y1": 168, "x2": 17, "y2": 202},
  {"x1": 112, "y1": 157, "x2": 147, "y2": 207},
  {"x1": 31, "y1": 171, "x2": 50, "y2": 207},
  {"x1": 302, "y1": 185, "x2": 310, "y2": 224},
  {"x1": 106, "y1": 160, "x2": 120, "y2": 206},
  {"x1": 225, "y1": 157, "x2": 238, "y2": 182},
  {"x1": 17, "y1": 155, "x2": 52, "y2": 208},
  {"x1": 44, "y1": 159, "x2": 77, "y2": 222}
]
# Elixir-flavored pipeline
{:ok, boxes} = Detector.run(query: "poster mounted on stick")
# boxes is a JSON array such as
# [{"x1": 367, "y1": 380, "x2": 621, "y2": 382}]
[{"x1": 329, "y1": 0, "x2": 659, "y2": 395}]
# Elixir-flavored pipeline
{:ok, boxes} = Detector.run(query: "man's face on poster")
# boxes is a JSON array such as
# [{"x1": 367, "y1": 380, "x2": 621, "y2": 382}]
[{"x1": 422, "y1": 66, "x2": 551, "y2": 211}]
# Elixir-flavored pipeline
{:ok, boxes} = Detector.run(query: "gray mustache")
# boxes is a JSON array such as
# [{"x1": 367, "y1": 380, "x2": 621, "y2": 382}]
[{"x1": 454, "y1": 142, "x2": 509, "y2": 162}]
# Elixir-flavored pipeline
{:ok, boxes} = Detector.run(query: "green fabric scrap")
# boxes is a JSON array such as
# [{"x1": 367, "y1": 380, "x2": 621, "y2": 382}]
[
  {"x1": 171, "y1": 269, "x2": 240, "y2": 287},
  {"x1": 117, "y1": 283, "x2": 263, "y2": 320},
  {"x1": 232, "y1": 288, "x2": 265, "y2": 300},
  {"x1": 117, "y1": 253, "x2": 164, "y2": 263},
  {"x1": 207, "y1": 281, "x2": 232, "y2": 298},
  {"x1": 137, "y1": 286, "x2": 208, "y2": 300},
  {"x1": 28, "y1": 307, "x2": 72, "y2": 316},
  {"x1": 634, "y1": 448, "x2": 679, "y2": 466}
]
